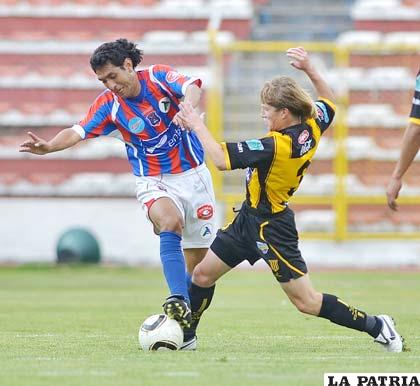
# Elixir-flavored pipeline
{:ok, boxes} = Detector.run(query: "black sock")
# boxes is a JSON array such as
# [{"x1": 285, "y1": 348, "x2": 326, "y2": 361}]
[
  {"x1": 318, "y1": 293, "x2": 381, "y2": 337},
  {"x1": 184, "y1": 282, "x2": 215, "y2": 341}
]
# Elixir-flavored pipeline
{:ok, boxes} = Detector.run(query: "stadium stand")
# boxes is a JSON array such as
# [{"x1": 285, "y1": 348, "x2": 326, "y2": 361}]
[
  {"x1": 0, "y1": 0, "x2": 252, "y2": 201},
  {"x1": 1, "y1": 0, "x2": 420, "y2": 233}
]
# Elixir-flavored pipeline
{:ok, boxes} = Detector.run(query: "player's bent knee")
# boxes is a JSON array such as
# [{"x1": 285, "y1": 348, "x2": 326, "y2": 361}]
[
  {"x1": 192, "y1": 265, "x2": 215, "y2": 288},
  {"x1": 290, "y1": 295, "x2": 321, "y2": 316},
  {"x1": 157, "y1": 217, "x2": 183, "y2": 234}
]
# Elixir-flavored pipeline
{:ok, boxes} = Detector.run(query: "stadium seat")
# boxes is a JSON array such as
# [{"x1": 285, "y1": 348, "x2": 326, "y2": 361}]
[
  {"x1": 336, "y1": 30, "x2": 383, "y2": 45},
  {"x1": 347, "y1": 104, "x2": 407, "y2": 128}
]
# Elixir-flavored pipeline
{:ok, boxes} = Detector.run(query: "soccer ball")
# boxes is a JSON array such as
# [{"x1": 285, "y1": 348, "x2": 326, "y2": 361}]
[{"x1": 139, "y1": 314, "x2": 183, "y2": 351}]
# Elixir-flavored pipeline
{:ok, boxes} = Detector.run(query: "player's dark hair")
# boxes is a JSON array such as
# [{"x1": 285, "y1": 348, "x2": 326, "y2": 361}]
[
  {"x1": 260, "y1": 76, "x2": 317, "y2": 121},
  {"x1": 90, "y1": 38, "x2": 143, "y2": 72}
]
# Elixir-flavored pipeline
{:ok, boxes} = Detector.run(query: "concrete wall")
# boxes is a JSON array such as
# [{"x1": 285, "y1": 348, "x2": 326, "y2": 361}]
[{"x1": 1, "y1": 198, "x2": 419, "y2": 267}]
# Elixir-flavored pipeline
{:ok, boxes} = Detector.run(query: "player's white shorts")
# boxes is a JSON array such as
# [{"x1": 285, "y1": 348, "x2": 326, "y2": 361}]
[{"x1": 135, "y1": 163, "x2": 216, "y2": 249}]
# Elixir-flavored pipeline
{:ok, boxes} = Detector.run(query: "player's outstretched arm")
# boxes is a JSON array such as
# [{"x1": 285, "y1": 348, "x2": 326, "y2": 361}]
[
  {"x1": 173, "y1": 84, "x2": 202, "y2": 128},
  {"x1": 286, "y1": 47, "x2": 335, "y2": 102},
  {"x1": 178, "y1": 102, "x2": 227, "y2": 170},
  {"x1": 19, "y1": 128, "x2": 83, "y2": 155},
  {"x1": 386, "y1": 121, "x2": 420, "y2": 211}
]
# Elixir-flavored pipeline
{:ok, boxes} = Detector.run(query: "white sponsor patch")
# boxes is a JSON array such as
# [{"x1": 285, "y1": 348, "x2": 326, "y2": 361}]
[
  {"x1": 256, "y1": 241, "x2": 269, "y2": 254},
  {"x1": 166, "y1": 71, "x2": 180, "y2": 83},
  {"x1": 200, "y1": 224, "x2": 213, "y2": 239},
  {"x1": 159, "y1": 97, "x2": 171, "y2": 113}
]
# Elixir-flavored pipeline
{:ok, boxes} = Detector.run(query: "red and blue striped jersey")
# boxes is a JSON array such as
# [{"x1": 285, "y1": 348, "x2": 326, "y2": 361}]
[{"x1": 75, "y1": 64, "x2": 204, "y2": 176}]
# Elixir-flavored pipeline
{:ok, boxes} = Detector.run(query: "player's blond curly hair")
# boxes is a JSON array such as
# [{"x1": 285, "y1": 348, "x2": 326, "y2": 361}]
[{"x1": 260, "y1": 76, "x2": 317, "y2": 121}]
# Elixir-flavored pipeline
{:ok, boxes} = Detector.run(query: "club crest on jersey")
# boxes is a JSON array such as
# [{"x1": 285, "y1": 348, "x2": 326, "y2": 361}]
[
  {"x1": 298, "y1": 129, "x2": 310, "y2": 144},
  {"x1": 256, "y1": 241, "x2": 269, "y2": 254},
  {"x1": 147, "y1": 111, "x2": 161, "y2": 126},
  {"x1": 128, "y1": 117, "x2": 145, "y2": 134},
  {"x1": 159, "y1": 97, "x2": 171, "y2": 113},
  {"x1": 197, "y1": 204, "x2": 214, "y2": 220},
  {"x1": 200, "y1": 224, "x2": 213, "y2": 239},
  {"x1": 245, "y1": 139, "x2": 264, "y2": 151},
  {"x1": 166, "y1": 71, "x2": 180, "y2": 83}
]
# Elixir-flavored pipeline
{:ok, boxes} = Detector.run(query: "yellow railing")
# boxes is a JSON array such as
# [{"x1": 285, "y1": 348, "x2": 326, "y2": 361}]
[{"x1": 206, "y1": 38, "x2": 420, "y2": 240}]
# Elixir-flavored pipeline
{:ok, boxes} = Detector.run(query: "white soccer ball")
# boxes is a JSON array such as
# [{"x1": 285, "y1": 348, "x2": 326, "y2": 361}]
[{"x1": 139, "y1": 314, "x2": 183, "y2": 351}]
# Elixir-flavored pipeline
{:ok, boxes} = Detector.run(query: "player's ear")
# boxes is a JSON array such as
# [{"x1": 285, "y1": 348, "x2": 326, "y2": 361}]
[{"x1": 123, "y1": 58, "x2": 133, "y2": 72}]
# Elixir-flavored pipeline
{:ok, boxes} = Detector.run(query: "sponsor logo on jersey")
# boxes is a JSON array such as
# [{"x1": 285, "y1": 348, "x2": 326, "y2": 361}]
[
  {"x1": 300, "y1": 139, "x2": 313, "y2": 156},
  {"x1": 147, "y1": 111, "x2": 162, "y2": 126},
  {"x1": 256, "y1": 241, "x2": 269, "y2": 254},
  {"x1": 128, "y1": 117, "x2": 145, "y2": 134},
  {"x1": 159, "y1": 97, "x2": 171, "y2": 113},
  {"x1": 155, "y1": 183, "x2": 167, "y2": 192},
  {"x1": 200, "y1": 224, "x2": 213, "y2": 239},
  {"x1": 245, "y1": 139, "x2": 264, "y2": 151},
  {"x1": 146, "y1": 135, "x2": 168, "y2": 154},
  {"x1": 197, "y1": 204, "x2": 214, "y2": 220},
  {"x1": 246, "y1": 167, "x2": 253, "y2": 182},
  {"x1": 237, "y1": 142, "x2": 244, "y2": 153},
  {"x1": 143, "y1": 127, "x2": 182, "y2": 155},
  {"x1": 166, "y1": 71, "x2": 180, "y2": 83},
  {"x1": 316, "y1": 101, "x2": 329, "y2": 123},
  {"x1": 298, "y1": 129, "x2": 310, "y2": 144}
]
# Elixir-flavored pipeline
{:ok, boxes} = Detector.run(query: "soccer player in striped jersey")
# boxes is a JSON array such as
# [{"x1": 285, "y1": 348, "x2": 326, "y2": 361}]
[
  {"x1": 386, "y1": 69, "x2": 420, "y2": 210},
  {"x1": 178, "y1": 47, "x2": 405, "y2": 352},
  {"x1": 19, "y1": 39, "x2": 216, "y2": 336}
]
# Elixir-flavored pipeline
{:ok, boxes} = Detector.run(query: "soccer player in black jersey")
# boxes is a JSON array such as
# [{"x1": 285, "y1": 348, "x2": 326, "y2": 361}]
[
  {"x1": 177, "y1": 47, "x2": 405, "y2": 353},
  {"x1": 386, "y1": 69, "x2": 420, "y2": 210}
]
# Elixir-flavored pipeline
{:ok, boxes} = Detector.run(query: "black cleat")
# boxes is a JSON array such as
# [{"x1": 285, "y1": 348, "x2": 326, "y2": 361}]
[{"x1": 163, "y1": 295, "x2": 192, "y2": 328}]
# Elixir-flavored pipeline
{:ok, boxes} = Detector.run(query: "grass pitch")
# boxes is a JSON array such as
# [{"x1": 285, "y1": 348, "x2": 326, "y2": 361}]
[{"x1": 0, "y1": 265, "x2": 419, "y2": 386}]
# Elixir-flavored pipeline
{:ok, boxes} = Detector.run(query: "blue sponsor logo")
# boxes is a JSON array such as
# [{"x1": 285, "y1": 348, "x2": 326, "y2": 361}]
[
  {"x1": 245, "y1": 139, "x2": 264, "y2": 151},
  {"x1": 415, "y1": 74, "x2": 420, "y2": 92},
  {"x1": 315, "y1": 102, "x2": 329, "y2": 124},
  {"x1": 128, "y1": 117, "x2": 145, "y2": 134}
]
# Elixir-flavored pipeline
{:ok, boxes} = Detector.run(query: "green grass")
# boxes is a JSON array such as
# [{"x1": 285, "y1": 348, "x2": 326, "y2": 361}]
[{"x1": 1, "y1": 265, "x2": 419, "y2": 386}]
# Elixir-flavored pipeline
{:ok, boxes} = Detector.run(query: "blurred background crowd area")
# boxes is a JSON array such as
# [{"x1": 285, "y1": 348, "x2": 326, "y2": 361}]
[{"x1": 1, "y1": 0, "x2": 420, "y2": 241}]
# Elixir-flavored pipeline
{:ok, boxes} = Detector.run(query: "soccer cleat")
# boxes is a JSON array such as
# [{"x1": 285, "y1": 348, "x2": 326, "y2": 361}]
[
  {"x1": 180, "y1": 336, "x2": 197, "y2": 351},
  {"x1": 374, "y1": 315, "x2": 405, "y2": 352},
  {"x1": 163, "y1": 295, "x2": 192, "y2": 329}
]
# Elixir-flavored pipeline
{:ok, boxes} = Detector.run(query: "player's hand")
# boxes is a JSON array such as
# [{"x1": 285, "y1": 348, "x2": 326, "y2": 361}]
[
  {"x1": 19, "y1": 132, "x2": 50, "y2": 155},
  {"x1": 172, "y1": 111, "x2": 187, "y2": 130},
  {"x1": 178, "y1": 102, "x2": 205, "y2": 131},
  {"x1": 286, "y1": 47, "x2": 312, "y2": 72},
  {"x1": 386, "y1": 177, "x2": 402, "y2": 211}
]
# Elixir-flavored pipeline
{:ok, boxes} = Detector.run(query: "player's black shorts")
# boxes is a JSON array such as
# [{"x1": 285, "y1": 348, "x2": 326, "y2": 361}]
[{"x1": 210, "y1": 204, "x2": 307, "y2": 283}]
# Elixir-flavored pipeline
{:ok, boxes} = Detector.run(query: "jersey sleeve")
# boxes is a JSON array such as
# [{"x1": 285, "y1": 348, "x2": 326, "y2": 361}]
[
  {"x1": 409, "y1": 71, "x2": 420, "y2": 125},
  {"x1": 152, "y1": 64, "x2": 202, "y2": 98},
  {"x1": 221, "y1": 137, "x2": 275, "y2": 170},
  {"x1": 78, "y1": 93, "x2": 118, "y2": 139},
  {"x1": 314, "y1": 98, "x2": 336, "y2": 133}
]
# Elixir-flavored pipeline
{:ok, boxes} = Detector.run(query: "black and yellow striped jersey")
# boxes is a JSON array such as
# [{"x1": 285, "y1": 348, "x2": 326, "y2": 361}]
[
  {"x1": 221, "y1": 98, "x2": 336, "y2": 216},
  {"x1": 409, "y1": 70, "x2": 420, "y2": 125}
]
